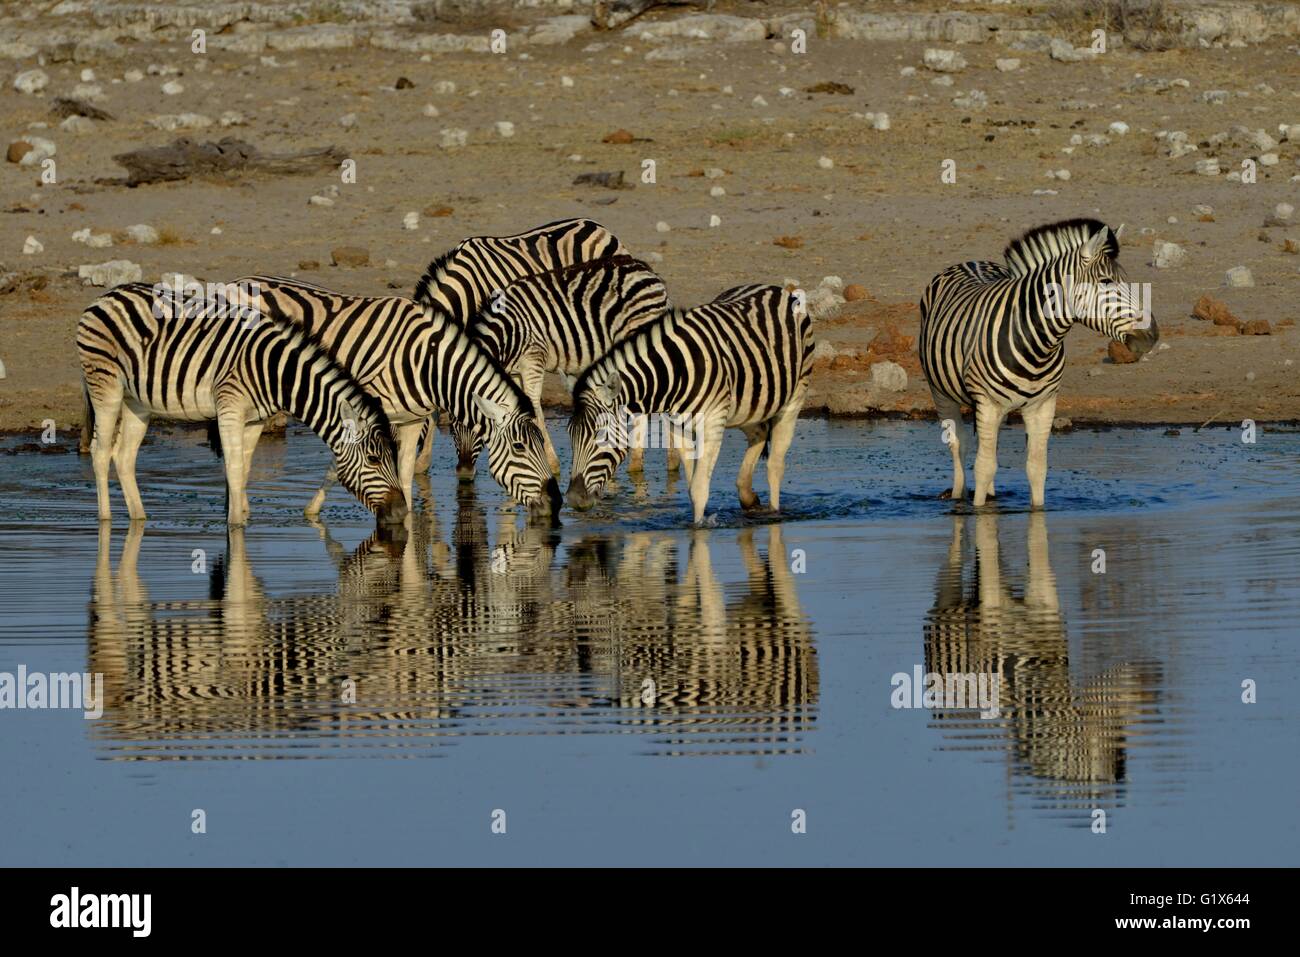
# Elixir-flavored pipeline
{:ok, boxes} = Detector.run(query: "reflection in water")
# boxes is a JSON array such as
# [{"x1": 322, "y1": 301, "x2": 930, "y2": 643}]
[
  {"x1": 86, "y1": 493, "x2": 817, "y2": 760},
  {"x1": 923, "y1": 513, "x2": 1161, "y2": 814}
]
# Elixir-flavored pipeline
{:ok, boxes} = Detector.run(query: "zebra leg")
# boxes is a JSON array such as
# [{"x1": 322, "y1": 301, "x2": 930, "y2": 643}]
[
  {"x1": 520, "y1": 358, "x2": 560, "y2": 478},
  {"x1": 765, "y1": 393, "x2": 804, "y2": 513},
  {"x1": 688, "y1": 420, "x2": 725, "y2": 525},
  {"x1": 239, "y1": 421, "x2": 264, "y2": 522},
  {"x1": 735, "y1": 424, "x2": 769, "y2": 511},
  {"x1": 627, "y1": 415, "x2": 647, "y2": 476},
  {"x1": 1022, "y1": 395, "x2": 1057, "y2": 510},
  {"x1": 114, "y1": 401, "x2": 152, "y2": 522},
  {"x1": 933, "y1": 396, "x2": 967, "y2": 500},
  {"x1": 971, "y1": 402, "x2": 1005, "y2": 508},
  {"x1": 413, "y1": 414, "x2": 435, "y2": 473},
  {"x1": 89, "y1": 383, "x2": 124, "y2": 524},
  {"x1": 216, "y1": 411, "x2": 249, "y2": 526},
  {"x1": 395, "y1": 419, "x2": 426, "y2": 513},
  {"x1": 1024, "y1": 511, "x2": 1058, "y2": 611}
]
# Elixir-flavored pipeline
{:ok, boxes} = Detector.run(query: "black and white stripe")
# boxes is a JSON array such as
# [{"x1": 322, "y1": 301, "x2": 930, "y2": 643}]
[
  {"x1": 566, "y1": 285, "x2": 814, "y2": 524},
  {"x1": 918, "y1": 218, "x2": 1156, "y2": 509},
  {"x1": 76, "y1": 281, "x2": 407, "y2": 526},
  {"x1": 451, "y1": 255, "x2": 670, "y2": 477},
  {"x1": 238, "y1": 276, "x2": 563, "y2": 521},
  {"x1": 411, "y1": 218, "x2": 629, "y2": 473}
]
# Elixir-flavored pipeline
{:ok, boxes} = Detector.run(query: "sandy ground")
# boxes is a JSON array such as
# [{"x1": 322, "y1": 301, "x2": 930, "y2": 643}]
[{"x1": 2, "y1": 1, "x2": 1299, "y2": 441}]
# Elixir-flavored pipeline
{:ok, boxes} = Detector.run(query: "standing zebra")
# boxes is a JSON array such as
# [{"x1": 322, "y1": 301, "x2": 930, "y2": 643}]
[
  {"x1": 77, "y1": 281, "x2": 407, "y2": 526},
  {"x1": 411, "y1": 217, "x2": 629, "y2": 473},
  {"x1": 919, "y1": 219, "x2": 1158, "y2": 509},
  {"x1": 566, "y1": 285, "x2": 814, "y2": 525},
  {"x1": 237, "y1": 276, "x2": 562, "y2": 523},
  {"x1": 450, "y1": 255, "x2": 670, "y2": 479}
]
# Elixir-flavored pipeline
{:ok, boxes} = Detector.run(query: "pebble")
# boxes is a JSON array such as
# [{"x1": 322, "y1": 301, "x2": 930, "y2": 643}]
[
  {"x1": 995, "y1": 58, "x2": 1020, "y2": 72},
  {"x1": 78, "y1": 259, "x2": 142, "y2": 286},
  {"x1": 1259, "y1": 153, "x2": 1279, "y2": 166},
  {"x1": 709, "y1": 185, "x2": 724, "y2": 197},
  {"x1": 72, "y1": 228, "x2": 113, "y2": 248},
  {"x1": 1195, "y1": 158, "x2": 1220, "y2": 176},
  {"x1": 818, "y1": 156, "x2": 834, "y2": 169},
  {"x1": 752, "y1": 94, "x2": 767, "y2": 107},
  {"x1": 655, "y1": 221, "x2": 671, "y2": 233},
  {"x1": 495, "y1": 120, "x2": 515, "y2": 138},
  {"x1": 439, "y1": 128, "x2": 468, "y2": 148},
  {"x1": 433, "y1": 81, "x2": 456, "y2": 94},
  {"x1": 23, "y1": 236, "x2": 43, "y2": 255},
  {"x1": 709, "y1": 215, "x2": 721, "y2": 228},
  {"x1": 422, "y1": 103, "x2": 439, "y2": 117},
  {"x1": 13, "y1": 69, "x2": 48, "y2": 94},
  {"x1": 308, "y1": 195, "x2": 335, "y2": 207},
  {"x1": 923, "y1": 49, "x2": 966, "y2": 73},
  {"x1": 126, "y1": 224, "x2": 159, "y2": 244},
  {"x1": 1225, "y1": 266, "x2": 1254, "y2": 288},
  {"x1": 1109, "y1": 121, "x2": 1130, "y2": 135},
  {"x1": 705, "y1": 167, "x2": 724, "y2": 179},
  {"x1": 1153, "y1": 241, "x2": 1187, "y2": 268},
  {"x1": 124, "y1": 69, "x2": 143, "y2": 82},
  {"x1": 561, "y1": 75, "x2": 574, "y2": 88},
  {"x1": 339, "y1": 113, "x2": 358, "y2": 128},
  {"x1": 402, "y1": 211, "x2": 419, "y2": 230},
  {"x1": 161, "y1": 80, "x2": 184, "y2": 95},
  {"x1": 869, "y1": 361, "x2": 908, "y2": 393},
  {"x1": 59, "y1": 115, "x2": 96, "y2": 134},
  {"x1": 1202, "y1": 90, "x2": 1229, "y2": 104}
]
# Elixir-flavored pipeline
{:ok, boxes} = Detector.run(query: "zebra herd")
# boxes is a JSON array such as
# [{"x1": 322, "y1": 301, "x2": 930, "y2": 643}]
[{"x1": 77, "y1": 215, "x2": 1156, "y2": 528}]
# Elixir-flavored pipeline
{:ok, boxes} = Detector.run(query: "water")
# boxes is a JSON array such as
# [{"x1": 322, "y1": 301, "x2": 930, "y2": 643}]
[{"x1": 1, "y1": 419, "x2": 1297, "y2": 865}]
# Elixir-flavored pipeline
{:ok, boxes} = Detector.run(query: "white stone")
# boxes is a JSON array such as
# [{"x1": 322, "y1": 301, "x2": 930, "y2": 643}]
[
  {"x1": 59, "y1": 115, "x2": 95, "y2": 134},
  {"x1": 655, "y1": 221, "x2": 671, "y2": 233},
  {"x1": 1109, "y1": 121, "x2": 1130, "y2": 135},
  {"x1": 923, "y1": 48, "x2": 966, "y2": 73},
  {"x1": 818, "y1": 156, "x2": 834, "y2": 169},
  {"x1": 439, "y1": 128, "x2": 468, "y2": 148},
  {"x1": 309, "y1": 195, "x2": 335, "y2": 207},
  {"x1": 339, "y1": 113, "x2": 358, "y2": 128},
  {"x1": 495, "y1": 120, "x2": 515, "y2": 138},
  {"x1": 124, "y1": 69, "x2": 144, "y2": 83},
  {"x1": 147, "y1": 113, "x2": 213, "y2": 132},
  {"x1": 869, "y1": 360, "x2": 908, "y2": 393},
  {"x1": 22, "y1": 235, "x2": 43, "y2": 255},
  {"x1": 126, "y1": 224, "x2": 159, "y2": 244},
  {"x1": 752, "y1": 94, "x2": 767, "y2": 107},
  {"x1": 709, "y1": 185, "x2": 724, "y2": 197},
  {"x1": 1195, "y1": 158, "x2": 1220, "y2": 175},
  {"x1": 1260, "y1": 153, "x2": 1279, "y2": 166},
  {"x1": 433, "y1": 80, "x2": 456, "y2": 95},
  {"x1": 1153, "y1": 241, "x2": 1186, "y2": 268},
  {"x1": 403, "y1": 211, "x2": 419, "y2": 230},
  {"x1": 1225, "y1": 266, "x2": 1254, "y2": 288},
  {"x1": 13, "y1": 69, "x2": 48, "y2": 94},
  {"x1": 709, "y1": 214, "x2": 721, "y2": 228},
  {"x1": 995, "y1": 58, "x2": 1020, "y2": 72},
  {"x1": 78, "y1": 259, "x2": 142, "y2": 286},
  {"x1": 1202, "y1": 90, "x2": 1229, "y2": 104},
  {"x1": 161, "y1": 80, "x2": 184, "y2": 95},
  {"x1": 705, "y1": 167, "x2": 724, "y2": 179}
]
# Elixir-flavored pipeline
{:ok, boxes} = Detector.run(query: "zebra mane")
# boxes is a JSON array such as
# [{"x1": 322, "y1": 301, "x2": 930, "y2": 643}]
[
  {"x1": 1002, "y1": 218, "x2": 1118, "y2": 276},
  {"x1": 417, "y1": 303, "x2": 539, "y2": 418},
  {"x1": 276, "y1": 318, "x2": 395, "y2": 438},
  {"x1": 412, "y1": 244, "x2": 461, "y2": 312}
]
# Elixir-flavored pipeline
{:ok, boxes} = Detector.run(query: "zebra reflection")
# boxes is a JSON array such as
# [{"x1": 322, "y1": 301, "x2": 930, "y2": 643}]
[{"x1": 923, "y1": 513, "x2": 1159, "y2": 808}]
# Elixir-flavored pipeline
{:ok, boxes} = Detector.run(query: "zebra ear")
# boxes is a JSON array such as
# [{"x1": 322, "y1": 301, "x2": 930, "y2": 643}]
[
  {"x1": 597, "y1": 371, "x2": 621, "y2": 406},
  {"x1": 1114, "y1": 223, "x2": 1126, "y2": 244},
  {"x1": 472, "y1": 392, "x2": 509, "y2": 427},
  {"x1": 1082, "y1": 226, "x2": 1108, "y2": 260}
]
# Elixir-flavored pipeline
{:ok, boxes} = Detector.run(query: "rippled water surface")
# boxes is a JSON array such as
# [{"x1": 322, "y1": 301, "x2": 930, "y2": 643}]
[{"x1": 1, "y1": 419, "x2": 1297, "y2": 865}]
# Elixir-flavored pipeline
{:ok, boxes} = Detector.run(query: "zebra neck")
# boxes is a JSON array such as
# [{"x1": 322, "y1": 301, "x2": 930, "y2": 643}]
[
  {"x1": 275, "y1": 346, "x2": 353, "y2": 449},
  {"x1": 428, "y1": 319, "x2": 522, "y2": 430},
  {"x1": 1018, "y1": 271, "x2": 1077, "y2": 357}
]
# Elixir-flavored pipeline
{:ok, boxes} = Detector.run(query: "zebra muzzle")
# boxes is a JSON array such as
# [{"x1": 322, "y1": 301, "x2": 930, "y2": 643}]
[
  {"x1": 566, "y1": 477, "x2": 594, "y2": 512},
  {"x1": 376, "y1": 490, "x2": 409, "y2": 526}
]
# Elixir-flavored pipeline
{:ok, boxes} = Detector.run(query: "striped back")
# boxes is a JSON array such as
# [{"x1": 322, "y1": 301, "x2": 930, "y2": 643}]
[
  {"x1": 568, "y1": 285, "x2": 814, "y2": 498},
  {"x1": 76, "y1": 281, "x2": 404, "y2": 516},
  {"x1": 413, "y1": 218, "x2": 628, "y2": 322}
]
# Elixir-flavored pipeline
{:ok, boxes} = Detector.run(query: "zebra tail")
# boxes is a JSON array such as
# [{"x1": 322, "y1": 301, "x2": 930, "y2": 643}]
[
  {"x1": 78, "y1": 383, "x2": 93, "y2": 455},
  {"x1": 206, "y1": 420, "x2": 224, "y2": 459}
]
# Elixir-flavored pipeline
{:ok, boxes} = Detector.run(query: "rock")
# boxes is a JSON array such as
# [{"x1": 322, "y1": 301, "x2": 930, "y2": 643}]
[
  {"x1": 811, "y1": 340, "x2": 838, "y2": 364},
  {"x1": 1052, "y1": 416, "x2": 1073, "y2": 432},
  {"x1": 655, "y1": 221, "x2": 671, "y2": 233},
  {"x1": 1264, "y1": 202, "x2": 1294, "y2": 226},
  {"x1": 709, "y1": 185, "x2": 725, "y2": 197},
  {"x1": 1202, "y1": 90, "x2": 1230, "y2": 104},
  {"x1": 952, "y1": 89, "x2": 988, "y2": 111},
  {"x1": 1193, "y1": 204, "x2": 1214, "y2": 216},
  {"x1": 13, "y1": 69, "x2": 48, "y2": 94},
  {"x1": 309, "y1": 195, "x2": 335, "y2": 207},
  {"x1": 72, "y1": 228, "x2": 113, "y2": 248},
  {"x1": 1242, "y1": 319, "x2": 1272, "y2": 335},
  {"x1": 574, "y1": 170, "x2": 626, "y2": 189},
  {"x1": 869, "y1": 360, "x2": 908, "y2": 393},
  {"x1": 161, "y1": 80, "x2": 184, "y2": 96},
  {"x1": 625, "y1": 14, "x2": 767, "y2": 44},
  {"x1": 931, "y1": 75, "x2": 954, "y2": 87},
  {"x1": 923, "y1": 48, "x2": 966, "y2": 73},
  {"x1": 773, "y1": 236, "x2": 803, "y2": 249},
  {"x1": 1225, "y1": 266, "x2": 1254, "y2": 287},
  {"x1": 805, "y1": 82, "x2": 854, "y2": 95},
  {"x1": 1049, "y1": 39, "x2": 1096, "y2": 62},
  {"x1": 705, "y1": 167, "x2": 725, "y2": 179},
  {"x1": 6, "y1": 141, "x2": 33, "y2": 164},
  {"x1": 147, "y1": 113, "x2": 213, "y2": 132},
  {"x1": 395, "y1": 76, "x2": 414, "y2": 90},
  {"x1": 1109, "y1": 121, "x2": 1130, "y2": 135},
  {"x1": 817, "y1": 155, "x2": 834, "y2": 169},
  {"x1": 1192, "y1": 294, "x2": 1241, "y2": 327},
  {"x1": 330, "y1": 246, "x2": 369, "y2": 267},
  {"x1": 402, "y1": 211, "x2": 419, "y2": 230},
  {"x1": 530, "y1": 16, "x2": 592, "y2": 47},
  {"x1": 995, "y1": 58, "x2": 1019, "y2": 72},
  {"x1": 78, "y1": 259, "x2": 142, "y2": 285},
  {"x1": 1108, "y1": 339, "x2": 1138, "y2": 364},
  {"x1": 339, "y1": 113, "x2": 358, "y2": 128},
  {"x1": 23, "y1": 236, "x2": 43, "y2": 255},
  {"x1": 59, "y1": 115, "x2": 96, "y2": 134},
  {"x1": 439, "y1": 128, "x2": 468, "y2": 148},
  {"x1": 1153, "y1": 241, "x2": 1187, "y2": 268},
  {"x1": 1244, "y1": 130, "x2": 1277, "y2": 151},
  {"x1": 423, "y1": 204, "x2": 453, "y2": 217},
  {"x1": 495, "y1": 120, "x2": 515, "y2": 138},
  {"x1": 1260, "y1": 153, "x2": 1279, "y2": 166},
  {"x1": 422, "y1": 103, "x2": 439, "y2": 118},
  {"x1": 602, "y1": 129, "x2": 635, "y2": 144},
  {"x1": 843, "y1": 284, "x2": 869, "y2": 301}
]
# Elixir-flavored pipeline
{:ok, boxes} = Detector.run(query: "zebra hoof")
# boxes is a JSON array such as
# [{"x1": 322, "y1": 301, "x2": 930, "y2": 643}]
[{"x1": 939, "y1": 488, "x2": 959, "y2": 500}]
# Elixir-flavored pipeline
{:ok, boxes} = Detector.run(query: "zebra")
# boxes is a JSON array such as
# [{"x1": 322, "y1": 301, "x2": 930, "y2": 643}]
[
  {"x1": 76, "y1": 281, "x2": 407, "y2": 527},
  {"x1": 236, "y1": 276, "x2": 562, "y2": 524},
  {"x1": 566, "y1": 284, "x2": 814, "y2": 525},
  {"x1": 410, "y1": 217, "x2": 629, "y2": 473},
  {"x1": 449, "y1": 255, "x2": 671, "y2": 479},
  {"x1": 918, "y1": 218, "x2": 1159, "y2": 509}
]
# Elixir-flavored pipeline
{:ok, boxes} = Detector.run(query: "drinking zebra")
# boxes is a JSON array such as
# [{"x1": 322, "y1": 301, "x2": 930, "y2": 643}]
[
  {"x1": 918, "y1": 218, "x2": 1158, "y2": 509},
  {"x1": 76, "y1": 281, "x2": 407, "y2": 527},
  {"x1": 237, "y1": 276, "x2": 562, "y2": 523},
  {"x1": 566, "y1": 285, "x2": 814, "y2": 525},
  {"x1": 450, "y1": 255, "x2": 671, "y2": 479},
  {"x1": 411, "y1": 217, "x2": 629, "y2": 473}
]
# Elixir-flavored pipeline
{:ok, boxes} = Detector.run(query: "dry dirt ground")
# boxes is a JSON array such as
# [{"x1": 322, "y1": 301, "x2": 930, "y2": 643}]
[{"x1": 2, "y1": 0, "x2": 1299, "y2": 442}]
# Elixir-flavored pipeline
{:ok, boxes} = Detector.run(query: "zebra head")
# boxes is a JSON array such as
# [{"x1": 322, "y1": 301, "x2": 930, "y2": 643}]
[
  {"x1": 1063, "y1": 224, "x2": 1158, "y2": 349},
  {"x1": 450, "y1": 419, "x2": 484, "y2": 483},
  {"x1": 472, "y1": 393, "x2": 562, "y2": 525},
  {"x1": 332, "y1": 399, "x2": 408, "y2": 526},
  {"x1": 566, "y1": 370, "x2": 627, "y2": 511}
]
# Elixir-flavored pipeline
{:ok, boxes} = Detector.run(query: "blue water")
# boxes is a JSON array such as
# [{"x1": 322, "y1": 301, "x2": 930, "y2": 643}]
[{"x1": 1, "y1": 419, "x2": 1297, "y2": 865}]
